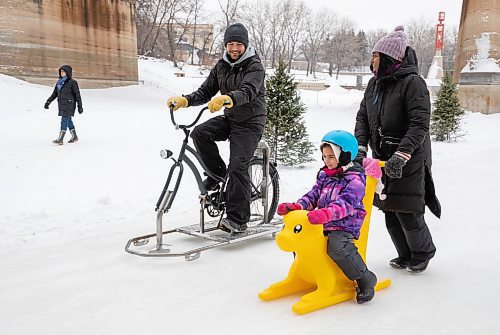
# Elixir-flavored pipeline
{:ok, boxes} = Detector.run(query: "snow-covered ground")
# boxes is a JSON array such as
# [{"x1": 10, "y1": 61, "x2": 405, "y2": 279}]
[{"x1": 1, "y1": 58, "x2": 499, "y2": 334}]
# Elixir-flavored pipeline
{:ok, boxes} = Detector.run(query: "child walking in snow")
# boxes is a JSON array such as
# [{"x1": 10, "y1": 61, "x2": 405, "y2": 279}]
[
  {"x1": 44, "y1": 65, "x2": 83, "y2": 145},
  {"x1": 277, "y1": 130, "x2": 377, "y2": 304}
]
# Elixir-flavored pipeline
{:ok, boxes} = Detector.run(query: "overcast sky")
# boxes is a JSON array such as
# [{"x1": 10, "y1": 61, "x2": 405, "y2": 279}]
[
  {"x1": 309, "y1": 0, "x2": 462, "y2": 31},
  {"x1": 205, "y1": 0, "x2": 462, "y2": 32}
]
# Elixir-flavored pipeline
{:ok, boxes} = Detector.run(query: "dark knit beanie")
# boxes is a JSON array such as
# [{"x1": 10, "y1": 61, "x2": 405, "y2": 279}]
[{"x1": 224, "y1": 23, "x2": 249, "y2": 47}]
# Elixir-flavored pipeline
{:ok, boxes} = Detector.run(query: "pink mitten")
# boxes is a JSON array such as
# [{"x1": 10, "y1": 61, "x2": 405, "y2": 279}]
[
  {"x1": 277, "y1": 202, "x2": 302, "y2": 216},
  {"x1": 307, "y1": 208, "x2": 333, "y2": 224},
  {"x1": 363, "y1": 158, "x2": 382, "y2": 179}
]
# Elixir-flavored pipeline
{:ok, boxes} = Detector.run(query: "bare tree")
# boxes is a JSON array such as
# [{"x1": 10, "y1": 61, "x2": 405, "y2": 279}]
[
  {"x1": 240, "y1": 0, "x2": 273, "y2": 68},
  {"x1": 324, "y1": 17, "x2": 358, "y2": 78},
  {"x1": 268, "y1": 1, "x2": 288, "y2": 67},
  {"x1": 136, "y1": 0, "x2": 444, "y2": 81},
  {"x1": 163, "y1": 1, "x2": 189, "y2": 67},
  {"x1": 354, "y1": 30, "x2": 370, "y2": 70},
  {"x1": 198, "y1": 25, "x2": 214, "y2": 66},
  {"x1": 242, "y1": 0, "x2": 307, "y2": 69},
  {"x1": 405, "y1": 18, "x2": 435, "y2": 75},
  {"x1": 218, "y1": 0, "x2": 242, "y2": 29},
  {"x1": 136, "y1": 0, "x2": 166, "y2": 55},
  {"x1": 282, "y1": 0, "x2": 307, "y2": 71},
  {"x1": 135, "y1": 0, "x2": 192, "y2": 67},
  {"x1": 135, "y1": 0, "x2": 181, "y2": 56},
  {"x1": 203, "y1": 0, "x2": 243, "y2": 58},
  {"x1": 206, "y1": 24, "x2": 225, "y2": 64},
  {"x1": 301, "y1": 9, "x2": 333, "y2": 77},
  {"x1": 443, "y1": 25, "x2": 458, "y2": 72},
  {"x1": 189, "y1": 0, "x2": 206, "y2": 65}
]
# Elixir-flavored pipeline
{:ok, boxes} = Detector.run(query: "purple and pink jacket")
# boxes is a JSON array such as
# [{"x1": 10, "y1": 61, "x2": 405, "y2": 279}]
[{"x1": 297, "y1": 165, "x2": 367, "y2": 239}]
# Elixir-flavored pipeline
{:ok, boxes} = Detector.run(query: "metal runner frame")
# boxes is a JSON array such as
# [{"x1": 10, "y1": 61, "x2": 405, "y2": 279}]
[{"x1": 125, "y1": 139, "x2": 281, "y2": 261}]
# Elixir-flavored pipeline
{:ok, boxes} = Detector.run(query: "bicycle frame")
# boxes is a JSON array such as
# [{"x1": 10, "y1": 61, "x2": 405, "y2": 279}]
[
  {"x1": 155, "y1": 107, "x2": 226, "y2": 243},
  {"x1": 125, "y1": 106, "x2": 277, "y2": 259},
  {"x1": 157, "y1": 107, "x2": 225, "y2": 205}
]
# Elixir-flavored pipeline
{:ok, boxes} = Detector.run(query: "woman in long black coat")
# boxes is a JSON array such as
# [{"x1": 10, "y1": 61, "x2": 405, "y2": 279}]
[
  {"x1": 355, "y1": 26, "x2": 441, "y2": 273},
  {"x1": 45, "y1": 65, "x2": 83, "y2": 145}
]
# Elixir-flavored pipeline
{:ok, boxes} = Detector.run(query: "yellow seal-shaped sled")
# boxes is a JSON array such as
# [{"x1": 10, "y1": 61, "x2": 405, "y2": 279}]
[{"x1": 258, "y1": 170, "x2": 391, "y2": 314}]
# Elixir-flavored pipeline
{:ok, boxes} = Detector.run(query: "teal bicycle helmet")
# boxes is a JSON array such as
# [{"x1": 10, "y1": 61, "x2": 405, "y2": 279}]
[{"x1": 321, "y1": 130, "x2": 359, "y2": 166}]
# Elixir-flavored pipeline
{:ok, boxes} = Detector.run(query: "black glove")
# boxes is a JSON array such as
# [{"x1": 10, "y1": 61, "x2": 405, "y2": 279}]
[
  {"x1": 385, "y1": 153, "x2": 408, "y2": 179},
  {"x1": 354, "y1": 146, "x2": 367, "y2": 165},
  {"x1": 78, "y1": 106, "x2": 83, "y2": 114},
  {"x1": 44, "y1": 102, "x2": 50, "y2": 109}
]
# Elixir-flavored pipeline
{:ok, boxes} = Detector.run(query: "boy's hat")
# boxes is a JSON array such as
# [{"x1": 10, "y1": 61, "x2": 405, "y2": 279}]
[
  {"x1": 224, "y1": 23, "x2": 249, "y2": 47},
  {"x1": 372, "y1": 25, "x2": 407, "y2": 62}
]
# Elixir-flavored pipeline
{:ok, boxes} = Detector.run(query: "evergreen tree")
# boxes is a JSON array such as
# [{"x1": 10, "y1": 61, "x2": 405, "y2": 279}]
[
  {"x1": 430, "y1": 72, "x2": 465, "y2": 141},
  {"x1": 264, "y1": 62, "x2": 315, "y2": 166},
  {"x1": 355, "y1": 30, "x2": 369, "y2": 68}
]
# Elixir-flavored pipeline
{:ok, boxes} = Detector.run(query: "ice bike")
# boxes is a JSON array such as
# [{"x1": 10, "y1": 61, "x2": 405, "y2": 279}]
[{"x1": 125, "y1": 106, "x2": 282, "y2": 261}]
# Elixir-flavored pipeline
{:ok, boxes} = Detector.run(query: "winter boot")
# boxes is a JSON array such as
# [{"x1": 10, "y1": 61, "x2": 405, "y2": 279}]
[
  {"x1": 355, "y1": 270, "x2": 377, "y2": 304},
  {"x1": 220, "y1": 218, "x2": 247, "y2": 233},
  {"x1": 202, "y1": 176, "x2": 219, "y2": 191},
  {"x1": 52, "y1": 130, "x2": 66, "y2": 145},
  {"x1": 68, "y1": 128, "x2": 78, "y2": 143},
  {"x1": 389, "y1": 257, "x2": 410, "y2": 269},
  {"x1": 407, "y1": 259, "x2": 430, "y2": 273}
]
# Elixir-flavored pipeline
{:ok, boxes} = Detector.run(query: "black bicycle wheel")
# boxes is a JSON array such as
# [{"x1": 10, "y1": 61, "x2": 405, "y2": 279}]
[{"x1": 247, "y1": 158, "x2": 280, "y2": 226}]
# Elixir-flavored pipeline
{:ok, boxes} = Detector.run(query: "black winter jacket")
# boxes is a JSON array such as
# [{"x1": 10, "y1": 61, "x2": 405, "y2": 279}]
[
  {"x1": 46, "y1": 65, "x2": 83, "y2": 117},
  {"x1": 355, "y1": 47, "x2": 441, "y2": 217},
  {"x1": 184, "y1": 47, "x2": 266, "y2": 126}
]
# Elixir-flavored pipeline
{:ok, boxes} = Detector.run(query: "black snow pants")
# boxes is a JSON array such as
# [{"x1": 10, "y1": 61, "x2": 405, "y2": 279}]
[
  {"x1": 190, "y1": 115, "x2": 263, "y2": 224},
  {"x1": 384, "y1": 211, "x2": 436, "y2": 263},
  {"x1": 326, "y1": 231, "x2": 368, "y2": 280}
]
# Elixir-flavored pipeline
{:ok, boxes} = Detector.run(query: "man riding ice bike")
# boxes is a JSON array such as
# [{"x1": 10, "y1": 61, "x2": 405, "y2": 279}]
[{"x1": 167, "y1": 23, "x2": 266, "y2": 233}]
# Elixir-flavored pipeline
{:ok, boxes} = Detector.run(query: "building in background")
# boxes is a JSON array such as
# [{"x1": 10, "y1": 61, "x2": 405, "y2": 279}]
[
  {"x1": 454, "y1": 0, "x2": 499, "y2": 114},
  {"x1": 152, "y1": 23, "x2": 215, "y2": 66},
  {"x1": 0, "y1": 0, "x2": 138, "y2": 88}
]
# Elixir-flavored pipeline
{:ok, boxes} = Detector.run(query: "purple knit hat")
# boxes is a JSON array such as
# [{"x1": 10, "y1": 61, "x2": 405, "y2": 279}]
[{"x1": 372, "y1": 25, "x2": 407, "y2": 62}]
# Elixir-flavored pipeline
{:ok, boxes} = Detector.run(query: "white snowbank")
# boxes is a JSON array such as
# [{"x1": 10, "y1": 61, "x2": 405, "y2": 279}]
[{"x1": 1, "y1": 58, "x2": 499, "y2": 334}]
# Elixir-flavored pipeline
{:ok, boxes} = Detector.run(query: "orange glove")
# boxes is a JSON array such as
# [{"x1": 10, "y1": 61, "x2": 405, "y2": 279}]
[
  {"x1": 167, "y1": 96, "x2": 188, "y2": 111},
  {"x1": 208, "y1": 95, "x2": 233, "y2": 113}
]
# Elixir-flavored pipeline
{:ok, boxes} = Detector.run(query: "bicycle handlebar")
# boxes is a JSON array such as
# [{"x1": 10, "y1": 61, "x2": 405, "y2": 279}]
[
  {"x1": 169, "y1": 106, "x2": 209, "y2": 129},
  {"x1": 169, "y1": 101, "x2": 231, "y2": 129}
]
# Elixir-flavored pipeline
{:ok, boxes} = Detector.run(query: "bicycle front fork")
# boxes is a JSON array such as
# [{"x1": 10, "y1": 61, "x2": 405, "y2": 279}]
[{"x1": 154, "y1": 160, "x2": 184, "y2": 248}]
